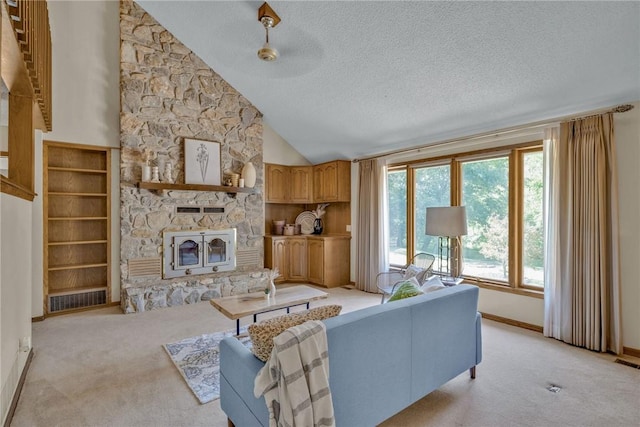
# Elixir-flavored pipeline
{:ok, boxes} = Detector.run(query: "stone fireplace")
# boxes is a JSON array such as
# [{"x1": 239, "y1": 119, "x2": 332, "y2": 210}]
[{"x1": 119, "y1": 1, "x2": 267, "y2": 313}]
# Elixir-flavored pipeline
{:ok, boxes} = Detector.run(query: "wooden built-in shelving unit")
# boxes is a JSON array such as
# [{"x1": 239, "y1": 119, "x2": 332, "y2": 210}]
[{"x1": 43, "y1": 141, "x2": 111, "y2": 314}]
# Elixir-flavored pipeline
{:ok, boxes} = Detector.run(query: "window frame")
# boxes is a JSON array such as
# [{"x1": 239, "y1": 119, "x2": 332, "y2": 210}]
[{"x1": 388, "y1": 140, "x2": 544, "y2": 298}]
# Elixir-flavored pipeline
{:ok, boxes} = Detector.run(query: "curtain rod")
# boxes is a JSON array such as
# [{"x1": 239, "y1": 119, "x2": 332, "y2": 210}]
[{"x1": 352, "y1": 103, "x2": 635, "y2": 163}]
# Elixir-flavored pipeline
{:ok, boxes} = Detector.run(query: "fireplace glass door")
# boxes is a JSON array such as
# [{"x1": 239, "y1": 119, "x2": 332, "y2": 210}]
[
  {"x1": 174, "y1": 237, "x2": 202, "y2": 270},
  {"x1": 206, "y1": 237, "x2": 227, "y2": 265}
]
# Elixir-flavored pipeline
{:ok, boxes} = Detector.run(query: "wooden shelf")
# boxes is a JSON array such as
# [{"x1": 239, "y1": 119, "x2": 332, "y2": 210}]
[
  {"x1": 48, "y1": 217, "x2": 108, "y2": 221},
  {"x1": 48, "y1": 192, "x2": 107, "y2": 197},
  {"x1": 48, "y1": 240, "x2": 108, "y2": 246},
  {"x1": 49, "y1": 286, "x2": 108, "y2": 296},
  {"x1": 48, "y1": 166, "x2": 107, "y2": 174},
  {"x1": 44, "y1": 141, "x2": 112, "y2": 315},
  {"x1": 48, "y1": 263, "x2": 108, "y2": 272},
  {"x1": 137, "y1": 181, "x2": 258, "y2": 194}
]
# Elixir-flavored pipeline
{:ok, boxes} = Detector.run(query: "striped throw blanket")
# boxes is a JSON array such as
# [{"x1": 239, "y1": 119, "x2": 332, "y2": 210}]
[{"x1": 254, "y1": 320, "x2": 335, "y2": 427}]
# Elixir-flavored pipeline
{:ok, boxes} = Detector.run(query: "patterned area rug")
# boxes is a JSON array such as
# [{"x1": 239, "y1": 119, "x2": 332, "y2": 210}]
[{"x1": 164, "y1": 329, "x2": 252, "y2": 404}]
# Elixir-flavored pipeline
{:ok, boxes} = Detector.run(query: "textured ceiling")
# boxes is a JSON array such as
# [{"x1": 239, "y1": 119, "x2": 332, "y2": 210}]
[{"x1": 137, "y1": 1, "x2": 640, "y2": 163}]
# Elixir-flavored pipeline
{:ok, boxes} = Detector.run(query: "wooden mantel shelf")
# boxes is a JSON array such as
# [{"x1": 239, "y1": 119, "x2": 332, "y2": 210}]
[{"x1": 137, "y1": 181, "x2": 258, "y2": 194}]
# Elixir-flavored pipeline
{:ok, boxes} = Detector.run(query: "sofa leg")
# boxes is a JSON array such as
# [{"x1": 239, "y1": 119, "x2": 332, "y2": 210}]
[
  {"x1": 227, "y1": 418, "x2": 235, "y2": 427},
  {"x1": 470, "y1": 366, "x2": 476, "y2": 379}
]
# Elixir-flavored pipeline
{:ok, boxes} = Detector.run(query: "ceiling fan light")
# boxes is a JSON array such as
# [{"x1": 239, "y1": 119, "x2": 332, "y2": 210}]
[{"x1": 258, "y1": 42, "x2": 279, "y2": 61}]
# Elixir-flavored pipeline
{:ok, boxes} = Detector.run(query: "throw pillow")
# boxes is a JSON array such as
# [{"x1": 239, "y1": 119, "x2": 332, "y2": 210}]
[
  {"x1": 387, "y1": 279, "x2": 424, "y2": 302},
  {"x1": 421, "y1": 275, "x2": 447, "y2": 293},
  {"x1": 402, "y1": 264, "x2": 423, "y2": 280},
  {"x1": 248, "y1": 304, "x2": 342, "y2": 362}
]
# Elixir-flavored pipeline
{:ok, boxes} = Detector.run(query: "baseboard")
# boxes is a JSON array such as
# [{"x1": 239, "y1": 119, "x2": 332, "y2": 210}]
[
  {"x1": 623, "y1": 346, "x2": 640, "y2": 358},
  {"x1": 31, "y1": 315, "x2": 45, "y2": 322},
  {"x1": 2, "y1": 348, "x2": 34, "y2": 427},
  {"x1": 479, "y1": 312, "x2": 543, "y2": 333}
]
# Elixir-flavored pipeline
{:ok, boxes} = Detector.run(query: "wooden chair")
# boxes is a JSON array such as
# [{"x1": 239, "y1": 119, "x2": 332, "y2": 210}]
[{"x1": 376, "y1": 253, "x2": 436, "y2": 303}]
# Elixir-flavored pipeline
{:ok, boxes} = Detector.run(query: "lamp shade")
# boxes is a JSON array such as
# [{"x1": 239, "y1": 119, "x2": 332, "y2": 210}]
[{"x1": 425, "y1": 206, "x2": 467, "y2": 237}]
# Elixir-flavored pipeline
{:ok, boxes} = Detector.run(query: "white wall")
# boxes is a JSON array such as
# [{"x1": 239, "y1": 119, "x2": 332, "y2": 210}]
[
  {"x1": 263, "y1": 122, "x2": 310, "y2": 165},
  {"x1": 33, "y1": 0, "x2": 121, "y2": 312},
  {"x1": 615, "y1": 102, "x2": 640, "y2": 350},
  {"x1": 46, "y1": 0, "x2": 120, "y2": 148},
  {"x1": 31, "y1": 133, "x2": 43, "y2": 317},
  {"x1": 0, "y1": 194, "x2": 33, "y2": 424}
]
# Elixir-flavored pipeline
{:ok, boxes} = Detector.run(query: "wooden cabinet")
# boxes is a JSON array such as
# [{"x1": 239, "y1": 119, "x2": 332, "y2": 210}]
[
  {"x1": 265, "y1": 159, "x2": 351, "y2": 286},
  {"x1": 264, "y1": 236, "x2": 307, "y2": 282},
  {"x1": 288, "y1": 238, "x2": 308, "y2": 281},
  {"x1": 307, "y1": 239, "x2": 324, "y2": 284},
  {"x1": 265, "y1": 164, "x2": 313, "y2": 203},
  {"x1": 266, "y1": 161, "x2": 350, "y2": 203},
  {"x1": 265, "y1": 235, "x2": 350, "y2": 287},
  {"x1": 290, "y1": 166, "x2": 313, "y2": 203},
  {"x1": 307, "y1": 236, "x2": 350, "y2": 287},
  {"x1": 313, "y1": 160, "x2": 351, "y2": 202},
  {"x1": 265, "y1": 164, "x2": 290, "y2": 203},
  {"x1": 43, "y1": 141, "x2": 111, "y2": 314}
]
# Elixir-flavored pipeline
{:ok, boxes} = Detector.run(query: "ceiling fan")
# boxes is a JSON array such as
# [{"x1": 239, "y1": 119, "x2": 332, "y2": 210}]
[{"x1": 257, "y1": 2, "x2": 281, "y2": 62}]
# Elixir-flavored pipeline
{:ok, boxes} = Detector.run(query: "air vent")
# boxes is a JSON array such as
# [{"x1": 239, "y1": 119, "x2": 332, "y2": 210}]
[
  {"x1": 236, "y1": 249, "x2": 260, "y2": 267},
  {"x1": 615, "y1": 358, "x2": 640, "y2": 369},
  {"x1": 128, "y1": 257, "x2": 162, "y2": 278},
  {"x1": 49, "y1": 290, "x2": 106, "y2": 313},
  {"x1": 203, "y1": 207, "x2": 224, "y2": 214},
  {"x1": 175, "y1": 206, "x2": 225, "y2": 214},
  {"x1": 176, "y1": 206, "x2": 201, "y2": 214}
]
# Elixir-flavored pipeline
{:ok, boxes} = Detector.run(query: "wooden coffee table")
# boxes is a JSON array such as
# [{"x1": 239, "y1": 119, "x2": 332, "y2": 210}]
[{"x1": 209, "y1": 285, "x2": 329, "y2": 335}]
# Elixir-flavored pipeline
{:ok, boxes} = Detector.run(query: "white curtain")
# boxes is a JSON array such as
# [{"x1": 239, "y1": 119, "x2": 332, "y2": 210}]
[
  {"x1": 543, "y1": 127, "x2": 565, "y2": 338},
  {"x1": 355, "y1": 159, "x2": 388, "y2": 292},
  {"x1": 543, "y1": 115, "x2": 622, "y2": 354}
]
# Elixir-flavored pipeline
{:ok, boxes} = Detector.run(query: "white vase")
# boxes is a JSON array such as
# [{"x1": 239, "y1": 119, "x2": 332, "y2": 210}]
[
  {"x1": 242, "y1": 161, "x2": 257, "y2": 188},
  {"x1": 142, "y1": 165, "x2": 151, "y2": 182},
  {"x1": 269, "y1": 280, "x2": 277, "y2": 298}
]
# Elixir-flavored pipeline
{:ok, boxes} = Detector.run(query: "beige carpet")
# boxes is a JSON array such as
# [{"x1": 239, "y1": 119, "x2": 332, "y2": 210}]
[{"x1": 10, "y1": 285, "x2": 640, "y2": 427}]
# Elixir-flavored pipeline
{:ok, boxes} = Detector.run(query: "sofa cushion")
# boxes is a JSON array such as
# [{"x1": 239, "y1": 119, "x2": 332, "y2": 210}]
[
  {"x1": 248, "y1": 304, "x2": 342, "y2": 361},
  {"x1": 388, "y1": 280, "x2": 424, "y2": 302}
]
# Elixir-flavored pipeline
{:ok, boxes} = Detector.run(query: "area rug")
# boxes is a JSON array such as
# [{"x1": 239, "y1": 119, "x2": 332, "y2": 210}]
[{"x1": 164, "y1": 329, "x2": 252, "y2": 404}]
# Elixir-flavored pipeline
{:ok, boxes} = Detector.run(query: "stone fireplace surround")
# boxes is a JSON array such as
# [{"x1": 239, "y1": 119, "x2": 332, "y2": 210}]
[{"x1": 119, "y1": 1, "x2": 268, "y2": 313}]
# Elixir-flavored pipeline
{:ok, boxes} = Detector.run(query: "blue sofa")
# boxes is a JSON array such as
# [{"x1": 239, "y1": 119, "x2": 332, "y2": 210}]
[{"x1": 220, "y1": 284, "x2": 482, "y2": 427}]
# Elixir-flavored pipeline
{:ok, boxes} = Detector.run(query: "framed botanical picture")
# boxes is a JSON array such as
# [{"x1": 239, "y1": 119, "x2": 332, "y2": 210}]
[{"x1": 184, "y1": 138, "x2": 221, "y2": 185}]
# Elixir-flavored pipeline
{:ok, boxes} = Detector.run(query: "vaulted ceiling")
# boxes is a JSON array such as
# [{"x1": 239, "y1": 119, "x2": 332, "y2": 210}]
[{"x1": 137, "y1": 1, "x2": 640, "y2": 163}]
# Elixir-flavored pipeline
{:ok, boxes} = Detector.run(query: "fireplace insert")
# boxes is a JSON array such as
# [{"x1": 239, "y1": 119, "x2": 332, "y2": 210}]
[{"x1": 162, "y1": 229, "x2": 236, "y2": 278}]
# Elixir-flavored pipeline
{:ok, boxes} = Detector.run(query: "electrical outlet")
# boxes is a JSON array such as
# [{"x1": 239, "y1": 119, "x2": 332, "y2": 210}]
[
  {"x1": 19, "y1": 336, "x2": 31, "y2": 352},
  {"x1": 346, "y1": 225, "x2": 351, "y2": 232}
]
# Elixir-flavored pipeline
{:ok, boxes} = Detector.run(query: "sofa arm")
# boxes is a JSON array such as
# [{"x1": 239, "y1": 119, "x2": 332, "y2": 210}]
[{"x1": 219, "y1": 337, "x2": 269, "y2": 425}]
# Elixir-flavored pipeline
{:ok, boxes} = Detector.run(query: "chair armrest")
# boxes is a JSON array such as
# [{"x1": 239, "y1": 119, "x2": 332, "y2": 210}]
[{"x1": 376, "y1": 271, "x2": 404, "y2": 293}]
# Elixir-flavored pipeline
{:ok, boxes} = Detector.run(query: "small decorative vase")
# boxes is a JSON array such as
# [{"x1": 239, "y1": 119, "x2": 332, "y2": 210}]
[
  {"x1": 313, "y1": 217, "x2": 323, "y2": 234},
  {"x1": 242, "y1": 161, "x2": 257, "y2": 188},
  {"x1": 163, "y1": 162, "x2": 173, "y2": 183},
  {"x1": 269, "y1": 280, "x2": 277, "y2": 298},
  {"x1": 142, "y1": 165, "x2": 152, "y2": 182}
]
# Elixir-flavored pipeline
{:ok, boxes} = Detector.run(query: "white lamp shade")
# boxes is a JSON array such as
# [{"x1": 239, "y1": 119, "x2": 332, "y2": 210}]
[{"x1": 425, "y1": 206, "x2": 467, "y2": 237}]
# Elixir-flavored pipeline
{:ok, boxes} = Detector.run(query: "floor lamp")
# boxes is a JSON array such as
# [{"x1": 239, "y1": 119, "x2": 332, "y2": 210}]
[{"x1": 425, "y1": 206, "x2": 468, "y2": 280}]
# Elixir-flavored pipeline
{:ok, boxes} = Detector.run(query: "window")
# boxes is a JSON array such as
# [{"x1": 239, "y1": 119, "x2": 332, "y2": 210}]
[
  {"x1": 521, "y1": 150, "x2": 544, "y2": 287},
  {"x1": 387, "y1": 142, "x2": 544, "y2": 293},
  {"x1": 386, "y1": 168, "x2": 407, "y2": 266},
  {"x1": 414, "y1": 163, "x2": 450, "y2": 256},
  {"x1": 461, "y1": 156, "x2": 509, "y2": 282}
]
